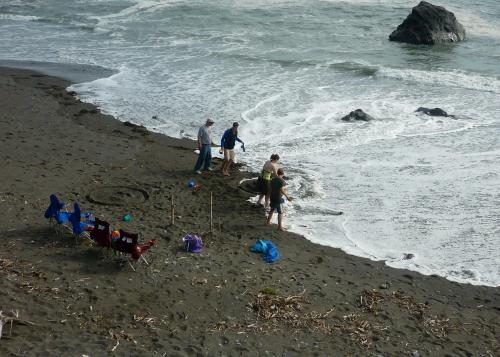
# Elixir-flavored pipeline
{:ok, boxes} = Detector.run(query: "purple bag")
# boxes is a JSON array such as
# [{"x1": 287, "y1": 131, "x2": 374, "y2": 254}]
[{"x1": 182, "y1": 234, "x2": 203, "y2": 253}]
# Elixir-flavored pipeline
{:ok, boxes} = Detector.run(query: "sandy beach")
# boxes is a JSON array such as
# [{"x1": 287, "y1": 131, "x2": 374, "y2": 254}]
[{"x1": 0, "y1": 66, "x2": 499, "y2": 356}]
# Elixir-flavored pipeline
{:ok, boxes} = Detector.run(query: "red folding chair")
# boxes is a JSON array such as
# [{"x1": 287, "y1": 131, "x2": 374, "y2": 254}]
[{"x1": 89, "y1": 218, "x2": 112, "y2": 255}]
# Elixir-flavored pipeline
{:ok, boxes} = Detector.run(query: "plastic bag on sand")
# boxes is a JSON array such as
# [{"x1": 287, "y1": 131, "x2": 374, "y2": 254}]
[
  {"x1": 250, "y1": 239, "x2": 280, "y2": 263},
  {"x1": 183, "y1": 234, "x2": 203, "y2": 253}
]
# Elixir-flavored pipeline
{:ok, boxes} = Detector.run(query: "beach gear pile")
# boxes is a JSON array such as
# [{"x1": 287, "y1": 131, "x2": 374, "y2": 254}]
[
  {"x1": 44, "y1": 194, "x2": 155, "y2": 267},
  {"x1": 250, "y1": 239, "x2": 280, "y2": 263},
  {"x1": 187, "y1": 179, "x2": 202, "y2": 193},
  {"x1": 44, "y1": 194, "x2": 94, "y2": 240}
]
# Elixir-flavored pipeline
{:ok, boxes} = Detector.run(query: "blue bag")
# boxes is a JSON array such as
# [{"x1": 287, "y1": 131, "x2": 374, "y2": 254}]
[
  {"x1": 250, "y1": 239, "x2": 280, "y2": 263},
  {"x1": 183, "y1": 234, "x2": 203, "y2": 253}
]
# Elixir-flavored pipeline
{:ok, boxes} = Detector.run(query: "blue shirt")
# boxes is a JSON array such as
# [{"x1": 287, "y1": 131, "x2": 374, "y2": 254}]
[{"x1": 220, "y1": 128, "x2": 243, "y2": 149}]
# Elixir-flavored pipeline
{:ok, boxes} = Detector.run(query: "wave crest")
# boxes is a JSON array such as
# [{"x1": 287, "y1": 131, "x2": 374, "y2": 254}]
[{"x1": 376, "y1": 67, "x2": 500, "y2": 94}]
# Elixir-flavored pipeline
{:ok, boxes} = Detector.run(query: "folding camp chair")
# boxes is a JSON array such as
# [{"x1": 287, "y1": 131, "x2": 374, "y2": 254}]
[
  {"x1": 44, "y1": 194, "x2": 65, "y2": 222},
  {"x1": 89, "y1": 218, "x2": 112, "y2": 255},
  {"x1": 68, "y1": 203, "x2": 93, "y2": 244},
  {"x1": 111, "y1": 230, "x2": 155, "y2": 270},
  {"x1": 44, "y1": 194, "x2": 72, "y2": 237}
]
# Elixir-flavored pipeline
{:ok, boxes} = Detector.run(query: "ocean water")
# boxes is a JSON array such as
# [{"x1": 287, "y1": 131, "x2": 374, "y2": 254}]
[{"x1": 1, "y1": 0, "x2": 499, "y2": 286}]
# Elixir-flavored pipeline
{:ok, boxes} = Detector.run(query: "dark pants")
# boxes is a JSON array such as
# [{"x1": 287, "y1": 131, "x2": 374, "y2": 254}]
[
  {"x1": 194, "y1": 144, "x2": 212, "y2": 171},
  {"x1": 270, "y1": 201, "x2": 283, "y2": 214}
]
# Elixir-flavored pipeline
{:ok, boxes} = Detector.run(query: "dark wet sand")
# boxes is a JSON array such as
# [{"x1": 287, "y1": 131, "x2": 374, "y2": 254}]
[{"x1": 0, "y1": 67, "x2": 498, "y2": 356}]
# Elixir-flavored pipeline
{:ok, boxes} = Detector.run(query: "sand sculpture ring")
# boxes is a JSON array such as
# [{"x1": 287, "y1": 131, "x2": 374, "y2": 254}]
[{"x1": 86, "y1": 185, "x2": 149, "y2": 206}]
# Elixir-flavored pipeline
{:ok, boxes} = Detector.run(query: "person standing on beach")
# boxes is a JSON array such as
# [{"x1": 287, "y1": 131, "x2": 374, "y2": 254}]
[
  {"x1": 257, "y1": 154, "x2": 280, "y2": 207},
  {"x1": 219, "y1": 122, "x2": 244, "y2": 176},
  {"x1": 194, "y1": 118, "x2": 216, "y2": 174},
  {"x1": 267, "y1": 168, "x2": 292, "y2": 231}
]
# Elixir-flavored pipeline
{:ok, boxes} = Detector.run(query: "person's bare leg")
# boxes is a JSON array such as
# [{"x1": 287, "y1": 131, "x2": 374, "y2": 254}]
[
  {"x1": 257, "y1": 194, "x2": 264, "y2": 205},
  {"x1": 267, "y1": 209, "x2": 275, "y2": 225},
  {"x1": 277, "y1": 213, "x2": 284, "y2": 231},
  {"x1": 227, "y1": 159, "x2": 233, "y2": 175},
  {"x1": 264, "y1": 194, "x2": 270, "y2": 208},
  {"x1": 222, "y1": 160, "x2": 229, "y2": 175}
]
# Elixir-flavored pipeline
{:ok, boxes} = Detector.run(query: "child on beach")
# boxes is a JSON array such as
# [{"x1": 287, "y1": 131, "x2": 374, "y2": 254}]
[
  {"x1": 256, "y1": 154, "x2": 280, "y2": 207},
  {"x1": 266, "y1": 168, "x2": 292, "y2": 231}
]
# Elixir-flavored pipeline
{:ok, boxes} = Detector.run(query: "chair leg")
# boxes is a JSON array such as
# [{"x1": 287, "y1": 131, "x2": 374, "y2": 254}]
[
  {"x1": 82, "y1": 232, "x2": 93, "y2": 245},
  {"x1": 128, "y1": 261, "x2": 136, "y2": 272}
]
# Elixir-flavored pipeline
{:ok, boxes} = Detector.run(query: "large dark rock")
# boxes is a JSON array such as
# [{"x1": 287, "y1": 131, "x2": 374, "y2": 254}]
[
  {"x1": 389, "y1": 1, "x2": 465, "y2": 45},
  {"x1": 416, "y1": 107, "x2": 454, "y2": 118},
  {"x1": 341, "y1": 109, "x2": 374, "y2": 122}
]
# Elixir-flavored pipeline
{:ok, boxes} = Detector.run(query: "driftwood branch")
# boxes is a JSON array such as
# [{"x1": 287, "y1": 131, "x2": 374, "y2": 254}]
[{"x1": 0, "y1": 310, "x2": 36, "y2": 340}]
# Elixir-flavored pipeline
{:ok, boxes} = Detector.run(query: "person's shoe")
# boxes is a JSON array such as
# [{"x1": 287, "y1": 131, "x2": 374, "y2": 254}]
[
  {"x1": 207, "y1": 167, "x2": 214, "y2": 171},
  {"x1": 195, "y1": 170, "x2": 202, "y2": 174}
]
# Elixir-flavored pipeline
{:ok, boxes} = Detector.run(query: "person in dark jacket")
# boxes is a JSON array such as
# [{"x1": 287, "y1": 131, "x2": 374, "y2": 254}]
[
  {"x1": 219, "y1": 122, "x2": 244, "y2": 176},
  {"x1": 266, "y1": 168, "x2": 293, "y2": 231}
]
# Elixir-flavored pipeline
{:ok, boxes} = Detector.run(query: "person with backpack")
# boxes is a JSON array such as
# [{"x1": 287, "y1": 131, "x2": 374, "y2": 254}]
[{"x1": 219, "y1": 122, "x2": 244, "y2": 176}]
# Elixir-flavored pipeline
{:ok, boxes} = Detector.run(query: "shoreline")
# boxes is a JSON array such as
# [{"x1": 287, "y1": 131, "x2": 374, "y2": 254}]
[
  {"x1": 0, "y1": 65, "x2": 498, "y2": 356},
  {"x1": 7, "y1": 59, "x2": 493, "y2": 288}
]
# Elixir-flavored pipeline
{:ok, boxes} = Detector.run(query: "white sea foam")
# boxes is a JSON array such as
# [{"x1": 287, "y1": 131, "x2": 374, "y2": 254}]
[
  {"x1": 91, "y1": 0, "x2": 181, "y2": 33},
  {"x1": 0, "y1": 14, "x2": 40, "y2": 21},
  {"x1": 376, "y1": 67, "x2": 500, "y2": 94},
  {"x1": 320, "y1": 0, "x2": 412, "y2": 5},
  {"x1": 451, "y1": 7, "x2": 500, "y2": 40},
  {"x1": 93, "y1": 0, "x2": 178, "y2": 21}
]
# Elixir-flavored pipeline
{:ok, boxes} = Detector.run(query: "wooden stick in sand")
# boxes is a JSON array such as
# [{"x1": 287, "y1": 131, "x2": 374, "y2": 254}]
[
  {"x1": 170, "y1": 194, "x2": 175, "y2": 226},
  {"x1": 210, "y1": 191, "x2": 213, "y2": 233}
]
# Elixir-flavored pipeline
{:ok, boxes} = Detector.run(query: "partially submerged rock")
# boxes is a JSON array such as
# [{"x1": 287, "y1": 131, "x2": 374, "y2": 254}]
[
  {"x1": 124, "y1": 121, "x2": 150, "y2": 135},
  {"x1": 403, "y1": 253, "x2": 415, "y2": 260},
  {"x1": 341, "y1": 109, "x2": 374, "y2": 122},
  {"x1": 416, "y1": 107, "x2": 454, "y2": 118},
  {"x1": 389, "y1": 1, "x2": 465, "y2": 45}
]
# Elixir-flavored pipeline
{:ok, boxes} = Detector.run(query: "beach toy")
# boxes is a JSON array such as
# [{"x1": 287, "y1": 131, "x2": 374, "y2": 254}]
[
  {"x1": 188, "y1": 180, "x2": 196, "y2": 188},
  {"x1": 111, "y1": 230, "x2": 120, "y2": 239},
  {"x1": 122, "y1": 213, "x2": 132, "y2": 222}
]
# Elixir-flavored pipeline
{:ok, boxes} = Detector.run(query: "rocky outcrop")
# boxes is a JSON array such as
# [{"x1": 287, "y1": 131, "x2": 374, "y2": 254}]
[
  {"x1": 341, "y1": 109, "x2": 374, "y2": 122},
  {"x1": 416, "y1": 107, "x2": 454, "y2": 118},
  {"x1": 389, "y1": 1, "x2": 465, "y2": 45}
]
